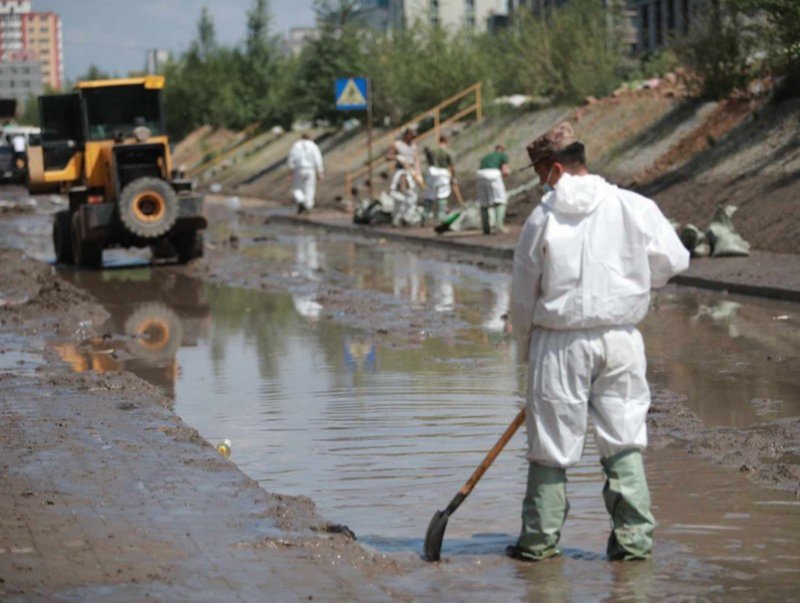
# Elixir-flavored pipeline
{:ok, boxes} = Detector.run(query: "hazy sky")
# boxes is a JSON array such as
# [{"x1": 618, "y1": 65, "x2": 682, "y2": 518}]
[{"x1": 35, "y1": 0, "x2": 316, "y2": 82}]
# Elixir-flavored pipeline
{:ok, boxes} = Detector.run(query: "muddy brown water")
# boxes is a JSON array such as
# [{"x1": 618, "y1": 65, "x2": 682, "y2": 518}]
[{"x1": 4, "y1": 210, "x2": 800, "y2": 599}]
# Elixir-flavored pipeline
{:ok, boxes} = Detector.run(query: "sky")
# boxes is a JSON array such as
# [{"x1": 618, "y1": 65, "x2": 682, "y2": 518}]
[{"x1": 35, "y1": 0, "x2": 316, "y2": 82}]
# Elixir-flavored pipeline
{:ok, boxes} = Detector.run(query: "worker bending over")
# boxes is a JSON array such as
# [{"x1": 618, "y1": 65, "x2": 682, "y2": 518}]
[{"x1": 509, "y1": 122, "x2": 689, "y2": 562}]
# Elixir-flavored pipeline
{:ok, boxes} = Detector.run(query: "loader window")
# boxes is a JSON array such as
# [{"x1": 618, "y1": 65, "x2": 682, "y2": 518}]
[
  {"x1": 83, "y1": 86, "x2": 164, "y2": 141},
  {"x1": 39, "y1": 93, "x2": 82, "y2": 142}
]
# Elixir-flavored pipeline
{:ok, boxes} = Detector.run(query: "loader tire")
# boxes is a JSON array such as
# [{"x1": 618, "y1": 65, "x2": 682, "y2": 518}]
[
  {"x1": 53, "y1": 210, "x2": 74, "y2": 265},
  {"x1": 71, "y1": 212, "x2": 103, "y2": 269},
  {"x1": 118, "y1": 177, "x2": 178, "y2": 239}
]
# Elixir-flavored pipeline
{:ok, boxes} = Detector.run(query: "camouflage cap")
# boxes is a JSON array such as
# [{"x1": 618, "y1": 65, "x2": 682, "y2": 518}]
[{"x1": 526, "y1": 121, "x2": 577, "y2": 166}]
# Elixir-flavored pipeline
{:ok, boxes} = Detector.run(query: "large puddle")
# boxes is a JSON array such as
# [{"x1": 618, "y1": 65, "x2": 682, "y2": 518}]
[{"x1": 7, "y1": 211, "x2": 799, "y2": 599}]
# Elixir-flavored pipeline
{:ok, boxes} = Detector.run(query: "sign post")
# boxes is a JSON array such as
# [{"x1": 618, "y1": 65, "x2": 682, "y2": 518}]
[{"x1": 335, "y1": 77, "x2": 372, "y2": 200}]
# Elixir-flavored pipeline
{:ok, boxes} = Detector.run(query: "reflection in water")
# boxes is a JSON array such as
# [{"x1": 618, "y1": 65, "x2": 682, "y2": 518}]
[
  {"x1": 343, "y1": 336, "x2": 376, "y2": 373},
  {"x1": 691, "y1": 299, "x2": 742, "y2": 338},
  {"x1": 482, "y1": 287, "x2": 510, "y2": 333},
  {"x1": 390, "y1": 252, "x2": 425, "y2": 305},
  {"x1": 52, "y1": 227, "x2": 800, "y2": 600},
  {"x1": 291, "y1": 235, "x2": 324, "y2": 320},
  {"x1": 54, "y1": 268, "x2": 210, "y2": 400},
  {"x1": 431, "y1": 265, "x2": 455, "y2": 313},
  {"x1": 291, "y1": 294, "x2": 323, "y2": 320}
]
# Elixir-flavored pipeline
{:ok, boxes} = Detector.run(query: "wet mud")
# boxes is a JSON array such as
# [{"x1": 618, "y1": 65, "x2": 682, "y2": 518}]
[{"x1": 1, "y1": 196, "x2": 799, "y2": 600}]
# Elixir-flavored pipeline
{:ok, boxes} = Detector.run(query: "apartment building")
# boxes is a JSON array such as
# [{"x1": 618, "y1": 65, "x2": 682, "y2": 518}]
[
  {"x1": 0, "y1": 49, "x2": 42, "y2": 105},
  {"x1": 628, "y1": 0, "x2": 699, "y2": 53},
  {"x1": 508, "y1": 0, "x2": 704, "y2": 54},
  {"x1": 389, "y1": 0, "x2": 509, "y2": 33},
  {"x1": 0, "y1": 0, "x2": 62, "y2": 90}
]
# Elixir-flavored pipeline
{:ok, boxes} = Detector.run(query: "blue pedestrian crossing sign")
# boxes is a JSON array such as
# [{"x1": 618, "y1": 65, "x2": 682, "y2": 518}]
[{"x1": 335, "y1": 77, "x2": 368, "y2": 110}]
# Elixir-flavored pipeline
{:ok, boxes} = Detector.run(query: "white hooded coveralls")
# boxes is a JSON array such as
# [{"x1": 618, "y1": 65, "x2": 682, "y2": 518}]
[
  {"x1": 511, "y1": 174, "x2": 689, "y2": 467},
  {"x1": 287, "y1": 138, "x2": 324, "y2": 209},
  {"x1": 476, "y1": 168, "x2": 507, "y2": 207}
]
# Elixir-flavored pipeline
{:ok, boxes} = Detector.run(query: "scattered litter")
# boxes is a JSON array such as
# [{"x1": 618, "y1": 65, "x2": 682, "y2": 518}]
[
  {"x1": 216, "y1": 438, "x2": 232, "y2": 458},
  {"x1": 0, "y1": 294, "x2": 30, "y2": 307},
  {"x1": 74, "y1": 320, "x2": 93, "y2": 340},
  {"x1": 209, "y1": 183, "x2": 223, "y2": 193},
  {"x1": 773, "y1": 315, "x2": 790, "y2": 321},
  {"x1": 49, "y1": 195, "x2": 66, "y2": 206},
  {"x1": 0, "y1": 198, "x2": 36, "y2": 213},
  {"x1": 312, "y1": 523, "x2": 357, "y2": 540},
  {"x1": 493, "y1": 94, "x2": 535, "y2": 108},
  {"x1": 342, "y1": 118, "x2": 361, "y2": 132}
]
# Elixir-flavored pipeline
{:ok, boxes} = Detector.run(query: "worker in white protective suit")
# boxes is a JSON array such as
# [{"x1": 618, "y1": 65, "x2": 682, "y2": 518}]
[
  {"x1": 287, "y1": 133, "x2": 324, "y2": 214},
  {"x1": 476, "y1": 144, "x2": 510, "y2": 234},
  {"x1": 422, "y1": 134, "x2": 455, "y2": 225},
  {"x1": 507, "y1": 122, "x2": 689, "y2": 562},
  {"x1": 390, "y1": 168, "x2": 420, "y2": 227}
]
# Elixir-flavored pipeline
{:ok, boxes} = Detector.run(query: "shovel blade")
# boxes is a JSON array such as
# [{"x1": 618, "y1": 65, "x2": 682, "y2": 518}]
[{"x1": 423, "y1": 509, "x2": 449, "y2": 562}]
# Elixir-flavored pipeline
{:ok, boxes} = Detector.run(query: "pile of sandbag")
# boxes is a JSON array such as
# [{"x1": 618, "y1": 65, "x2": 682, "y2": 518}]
[
  {"x1": 678, "y1": 204, "x2": 751, "y2": 258},
  {"x1": 353, "y1": 169, "x2": 423, "y2": 227}
]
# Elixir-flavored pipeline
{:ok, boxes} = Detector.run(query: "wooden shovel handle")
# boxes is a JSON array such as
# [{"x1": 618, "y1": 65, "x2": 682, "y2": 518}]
[
  {"x1": 452, "y1": 180, "x2": 465, "y2": 206},
  {"x1": 458, "y1": 408, "x2": 525, "y2": 497}
]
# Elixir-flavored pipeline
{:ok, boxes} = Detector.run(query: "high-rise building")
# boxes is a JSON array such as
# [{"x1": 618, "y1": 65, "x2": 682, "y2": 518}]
[
  {"x1": 389, "y1": 0, "x2": 509, "y2": 33},
  {"x1": 0, "y1": 48, "x2": 42, "y2": 106},
  {"x1": 627, "y1": 0, "x2": 698, "y2": 53},
  {"x1": 0, "y1": 0, "x2": 62, "y2": 91},
  {"x1": 508, "y1": 0, "x2": 703, "y2": 54}
]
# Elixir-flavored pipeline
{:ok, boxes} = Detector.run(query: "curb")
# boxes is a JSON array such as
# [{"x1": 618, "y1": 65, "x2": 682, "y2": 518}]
[
  {"x1": 268, "y1": 214, "x2": 515, "y2": 260},
  {"x1": 267, "y1": 214, "x2": 800, "y2": 304}
]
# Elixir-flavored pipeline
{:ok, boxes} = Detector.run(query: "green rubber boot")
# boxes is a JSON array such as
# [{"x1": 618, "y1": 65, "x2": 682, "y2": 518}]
[
  {"x1": 481, "y1": 207, "x2": 491, "y2": 235},
  {"x1": 601, "y1": 450, "x2": 655, "y2": 561},
  {"x1": 436, "y1": 198, "x2": 448, "y2": 222},
  {"x1": 494, "y1": 204, "x2": 508, "y2": 233},
  {"x1": 422, "y1": 199, "x2": 434, "y2": 226},
  {"x1": 515, "y1": 462, "x2": 568, "y2": 561}
]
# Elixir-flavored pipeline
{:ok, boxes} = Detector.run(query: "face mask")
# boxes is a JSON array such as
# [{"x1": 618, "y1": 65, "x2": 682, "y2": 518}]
[{"x1": 541, "y1": 166, "x2": 555, "y2": 194}]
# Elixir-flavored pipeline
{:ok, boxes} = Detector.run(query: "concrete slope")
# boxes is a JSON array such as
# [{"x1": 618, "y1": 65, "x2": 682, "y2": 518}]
[{"x1": 639, "y1": 97, "x2": 800, "y2": 254}]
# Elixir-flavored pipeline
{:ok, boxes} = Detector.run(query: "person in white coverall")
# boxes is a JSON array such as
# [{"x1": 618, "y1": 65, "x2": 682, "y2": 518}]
[
  {"x1": 287, "y1": 133, "x2": 324, "y2": 213},
  {"x1": 508, "y1": 122, "x2": 689, "y2": 562}
]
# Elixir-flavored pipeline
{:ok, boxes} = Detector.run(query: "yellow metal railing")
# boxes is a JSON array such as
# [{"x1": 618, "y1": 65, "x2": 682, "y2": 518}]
[{"x1": 345, "y1": 82, "x2": 482, "y2": 198}]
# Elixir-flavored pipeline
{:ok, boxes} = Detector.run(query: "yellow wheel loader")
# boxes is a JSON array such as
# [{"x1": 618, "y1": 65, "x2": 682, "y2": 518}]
[{"x1": 27, "y1": 76, "x2": 206, "y2": 268}]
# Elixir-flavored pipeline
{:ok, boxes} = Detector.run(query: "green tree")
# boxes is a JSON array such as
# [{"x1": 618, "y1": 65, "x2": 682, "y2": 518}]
[
  {"x1": 292, "y1": 0, "x2": 366, "y2": 123},
  {"x1": 20, "y1": 94, "x2": 39, "y2": 126},
  {"x1": 79, "y1": 65, "x2": 111, "y2": 82},
  {"x1": 197, "y1": 6, "x2": 217, "y2": 59}
]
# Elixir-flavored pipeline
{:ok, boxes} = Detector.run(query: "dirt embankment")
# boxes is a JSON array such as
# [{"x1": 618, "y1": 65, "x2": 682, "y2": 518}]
[{"x1": 184, "y1": 78, "x2": 799, "y2": 255}]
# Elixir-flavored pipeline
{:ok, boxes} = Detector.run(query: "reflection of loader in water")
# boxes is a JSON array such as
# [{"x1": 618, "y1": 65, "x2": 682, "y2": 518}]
[
  {"x1": 54, "y1": 302, "x2": 183, "y2": 383},
  {"x1": 125, "y1": 303, "x2": 184, "y2": 361},
  {"x1": 52, "y1": 268, "x2": 209, "y2": 397}
]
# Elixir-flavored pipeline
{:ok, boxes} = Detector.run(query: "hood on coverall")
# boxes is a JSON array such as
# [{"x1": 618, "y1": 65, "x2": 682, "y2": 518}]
[{"x1": 511, "y1": 173, "x2": 689, "y2": 352}]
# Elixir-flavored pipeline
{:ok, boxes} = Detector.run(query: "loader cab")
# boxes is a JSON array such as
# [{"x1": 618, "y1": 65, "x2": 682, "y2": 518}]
[
  {"x1": 33, "y1": 77, "x2": 206, "y2": 269},
  {"x1": 30, "y1": 76, "x2": 171, "y2": 198}
]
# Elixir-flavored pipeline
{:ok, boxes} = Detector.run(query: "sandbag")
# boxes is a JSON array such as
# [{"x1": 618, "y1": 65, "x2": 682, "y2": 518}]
[
  {"x1": 353, "y1": 197, "x2": 392, "y2": 226},
  {"x1": 679, "y1": 224, "x2": 711, "y2": 258},
  {"x1": 706, "y1": 205, "x2": 750, "y2": 257}
]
